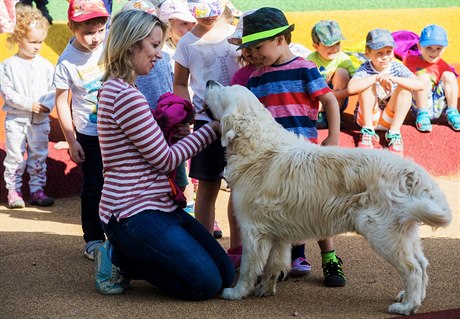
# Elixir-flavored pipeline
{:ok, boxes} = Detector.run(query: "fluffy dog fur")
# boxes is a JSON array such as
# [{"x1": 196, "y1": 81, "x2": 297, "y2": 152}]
[{"x1": 204, "y1": 80, "x2": 452, "y2": 315}]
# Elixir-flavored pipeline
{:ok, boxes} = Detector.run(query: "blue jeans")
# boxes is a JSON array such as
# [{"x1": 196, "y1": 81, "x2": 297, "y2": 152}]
[
  {"x1": 104, "y1": 209, "x2": 235, "y2": 300},
  {"x1": 76, "y1": 132, "x2": 105, "y2": 243}
]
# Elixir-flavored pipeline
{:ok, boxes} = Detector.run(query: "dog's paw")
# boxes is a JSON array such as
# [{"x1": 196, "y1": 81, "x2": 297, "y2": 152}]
[
  {"x1": 222, "y1": 288, "x2": 246, "y2": 300},
  {"x1": 254, "y1": 283, "x2": 276, "y2": 297},
  {"x1": 388, "y1": 302, "x2": 416, "y2": 316},
  {"x1": 395, "y1": 290, "x2": 405, "y2": 302}
]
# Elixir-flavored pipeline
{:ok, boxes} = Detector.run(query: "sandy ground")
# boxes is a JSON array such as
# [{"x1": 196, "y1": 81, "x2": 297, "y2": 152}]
[{"x1": 0, "y1": 176, "x2": 459, "y2": 319}]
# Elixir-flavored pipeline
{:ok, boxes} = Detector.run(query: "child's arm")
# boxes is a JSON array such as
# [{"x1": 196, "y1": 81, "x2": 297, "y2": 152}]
[
  {"x1": 173, "y1": 62, "x2": 191, "y2": 102},
  {"x1": 347, "y1": 75, "x2": 378, "y2": 95},
  {"x1": 0, "y1": 63, "x2": 35, "y2": 112},
  {"x1": 318, "y1": 91, "x2": 340, "y2": 146},
  {"x1": 55, "y1": 88, "x2": 85, "y2": 164},
  {"x1": 376, "y1": 73, "x2": 424, "y2": 92}
]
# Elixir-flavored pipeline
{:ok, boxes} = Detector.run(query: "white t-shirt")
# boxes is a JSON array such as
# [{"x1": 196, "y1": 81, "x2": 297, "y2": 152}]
[
  {"x1": 173, "y1": 26, "x2": 239, "y2": 121},
  {"x1": 53, "y1": 38, "x2": 105, "y2": 136}
]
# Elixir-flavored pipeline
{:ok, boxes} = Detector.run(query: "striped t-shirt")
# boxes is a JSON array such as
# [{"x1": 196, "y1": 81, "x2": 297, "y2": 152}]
[
  {"x1": 97, "y1": 78, "x2": 217, "y2": 224},
  {"x1": 247, "y1": 57, "x2": 331, "y2": 142}
]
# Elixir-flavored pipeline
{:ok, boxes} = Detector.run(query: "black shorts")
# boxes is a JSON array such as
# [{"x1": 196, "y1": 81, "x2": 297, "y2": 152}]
[{"x1": 189, "y1": 120, "x2": 225, "y2": 182}]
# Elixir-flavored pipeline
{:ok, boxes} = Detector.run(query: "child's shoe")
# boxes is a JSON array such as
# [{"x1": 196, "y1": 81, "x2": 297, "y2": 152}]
[
  {"x1": 84, "y1": 240, "x2": 104, "y2": 261},
  {"x1": 227, "y1": 246, "x2": 242, "y2": 269},
  {"x1": 30, "y1": 190, "x2": 54, "y2": 207},
  {"x1": 446, "y1": 108, "x2": 460, "y2": 131},
  {"x1": 322, "y1": 256, "x2": 346, "y2": 287},
  {"x1": 213, "y1": 220, "x2": 223, "y2": 239},
  {"x1": 7, "y1": 190, "x2": 25, "y2": 209},
  {"x1": 385, "y1": 131, "x2": 404, "y2": 156},
  {"x1": 183, "y1": 203, "x2": 195, "y2": 217},
  {"x1": 316, "y1": 112, "x2": 328, "y2": 129},
  {"x1": 94, "y1": 241, "x2": 128, "y2": 295},
  {"x1": 288, "y1": 257, "x2": 312, "y2": 277},
  {"x1": 357, "y1": 128, "x2": 380, "y2": 149},
  {"x1": 415, "y1": 110, "x2": 432, "y2": 132}
]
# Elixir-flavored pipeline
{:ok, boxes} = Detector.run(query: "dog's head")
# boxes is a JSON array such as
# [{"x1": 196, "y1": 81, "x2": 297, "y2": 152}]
[{"x1": 204, "y1": 80, "x2": 267, "y2": 147}]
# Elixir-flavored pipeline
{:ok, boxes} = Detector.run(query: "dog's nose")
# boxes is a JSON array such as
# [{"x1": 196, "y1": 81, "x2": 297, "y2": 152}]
[{"x1": 206, "y1": 80, "x2": 217, "y2": 88}]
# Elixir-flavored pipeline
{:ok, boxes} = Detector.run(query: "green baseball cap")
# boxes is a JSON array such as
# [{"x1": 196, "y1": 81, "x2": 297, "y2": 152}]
[{"x1": 311, "y1": 20, "x2": 345, "y2": 46}]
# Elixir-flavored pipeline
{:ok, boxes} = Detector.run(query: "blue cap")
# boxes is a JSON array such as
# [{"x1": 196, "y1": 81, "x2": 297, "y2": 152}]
[{"x1": 420, "y1": 24, "x2": 448, "y2": 47}]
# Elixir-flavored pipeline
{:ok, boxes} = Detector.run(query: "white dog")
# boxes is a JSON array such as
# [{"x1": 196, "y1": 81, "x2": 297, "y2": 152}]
[{"x1": 204, "y1": 80, "x2": 452, "y2": 316}]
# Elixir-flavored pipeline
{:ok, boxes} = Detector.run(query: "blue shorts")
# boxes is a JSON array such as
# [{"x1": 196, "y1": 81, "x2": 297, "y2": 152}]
[
  {"x1": 410, "y1": 80, "x2": 447, "y2": 120},
  {"x1": 189, "y1": 120, "x2": 225, "y2": 182}
]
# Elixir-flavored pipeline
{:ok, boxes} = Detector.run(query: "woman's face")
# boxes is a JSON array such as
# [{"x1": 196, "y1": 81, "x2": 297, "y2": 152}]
[{"x1": 130, "y1": 25, "x2": 164, "y2": 76}]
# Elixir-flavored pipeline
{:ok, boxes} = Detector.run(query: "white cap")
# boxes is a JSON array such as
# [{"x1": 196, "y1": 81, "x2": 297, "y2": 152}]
[
  {"x1": 227, "y1": 9, "x2": 256, "y2": 46},
  {"x1": 159, "y1": 0, "x2": 196, "y2": 23},
  {"x1": 121, "y1": 0, "x2": 157, "y2": 15}
]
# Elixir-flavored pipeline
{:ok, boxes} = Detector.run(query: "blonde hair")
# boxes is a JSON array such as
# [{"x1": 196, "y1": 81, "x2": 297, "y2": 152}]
[
  {"x1": 7, "y1": 4, "x2": 50, "y2": 47},
  {"x1": 102, "y1": 10, "x2": 167, "y2": 84}
]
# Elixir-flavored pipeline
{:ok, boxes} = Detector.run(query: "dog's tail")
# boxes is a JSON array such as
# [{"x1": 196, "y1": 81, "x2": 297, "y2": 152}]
[{"x1": 405, "y1": 198, "x2": 452, "y2": 228}]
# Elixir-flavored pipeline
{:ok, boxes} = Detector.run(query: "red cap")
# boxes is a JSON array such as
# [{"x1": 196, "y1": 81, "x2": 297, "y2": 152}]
[{"x1": 68, "y1": 0, "x2": 110, "y2": 23}]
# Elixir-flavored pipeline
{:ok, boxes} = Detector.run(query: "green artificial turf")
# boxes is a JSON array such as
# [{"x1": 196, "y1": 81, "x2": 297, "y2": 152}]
[{"x1": 47, "y1": 0, "x2": 459, "y2": 22}]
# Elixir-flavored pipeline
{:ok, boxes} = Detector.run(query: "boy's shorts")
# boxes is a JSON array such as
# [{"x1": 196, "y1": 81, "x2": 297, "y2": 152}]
[
  {"x1": 410, "y1": 80, "x2": 447, "y2": 120},
  {"x1": 354, "y1": 95, "x2": 394, "y2": 131},
  {"x1": 189, "y1": 120, "x2": 225, "y2": 182},
  {"x1": 175, "y1": 162, "x2": 188, "y2": 188}
]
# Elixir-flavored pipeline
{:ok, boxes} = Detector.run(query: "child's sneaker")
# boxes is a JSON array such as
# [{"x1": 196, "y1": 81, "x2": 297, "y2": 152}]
[
  {"x1": 357, "y1": 128, "x2": 380, "y2": 149},
  {"x1": 322, "y1": 256, "x2": 346, "y2": 287},
  {"x1": 84, "y1": 240, "x2": 103, "y2": 261},
  {"x1": 227, "y1": 246, "x2": 242, "y2": 269},
  {"x1": 30, "y1": 190, "x2": 54, "y2": 207},
  {"x1": 7, "y1": 190, "x2": 25, "y2": 209},
  {"x1": 415, "y1": 110, "x2": 432, "y2": 132},
  {"x1": 316, "y1": 112, "x2": 328, "y2": 129},
  {"x1": 184, "y1": 203, "x2": 195, "y2": 217},
  {"x1": 94, "y1": 241, "x2": 127, "y2": 295},
  {"x1": 288, "y1": 257, "x2": 312, "y2": 277},
  {"x1": 213, "y1": 220, "x2": 223, "y2": 239},
  {"x1": 385, "y1": 132, "x2": 404, "y2": 156},
  {"x1": 446, "y1": 109, "x2": 460, "y2": 131}
]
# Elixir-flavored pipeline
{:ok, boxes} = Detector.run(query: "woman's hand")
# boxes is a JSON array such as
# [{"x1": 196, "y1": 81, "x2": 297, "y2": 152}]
[
  {"x1": 173, "y1": 123, "x2": 191, "y2": 140},
  {"x1": 209, "y1": 120, "x2": 220, "y2": 133}
]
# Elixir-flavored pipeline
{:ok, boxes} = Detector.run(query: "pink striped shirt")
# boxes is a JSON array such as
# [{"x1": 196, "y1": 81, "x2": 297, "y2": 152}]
[{"x1": 97, "y1": 78, "x2": 217, "y2": 224}]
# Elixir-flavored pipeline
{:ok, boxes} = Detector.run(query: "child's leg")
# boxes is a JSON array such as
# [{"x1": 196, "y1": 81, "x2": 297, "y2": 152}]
[
  {"x1": 26, "y1": 122, "x2": 49, "y2": 193},
  {"x1": 227, "y1": 194, "x2": 243, "y2": 267},
  {"x1": 331, "y1": 68, "x2": 350, "y2": 110},
  {"x1": 441, "y1": 71, "x2": 460, "y2": 131},
  {"x1": 412, "y1": 73, "x2": 433, "y2": 132},
  {"x1": 442, "y1": 71, "x2": 458, "y2": 109},
  {"x1": 357, "y1": 85, "x2": 379, "y2": 129},
  {"x1": 194, "y1": 179, "x2": 221, "y2": 233},
  {"x1": 289, "y1": 243, "x2": 311, "y2": 277},
  {"x1": 356, "y1": 87, "x2": 381, "y2": 149},
  {"x1": 26, "y1": 122, "x2": 54, "y2": 206},
  {"x1": 4, "y1": 117, "x2": 27, "y2": 207},
  {"x1": 386, "y1": 85, "x2": 412, "y2": 133},
  {"x1": 76, "y1": 132, "x2": 106, "y2": 259},
  {"x1": 318, "y1": 237, "x2": 346, "y2": 287},
  {"x1": 189, "y1": 120, "x2": 226, "y2": 234}
]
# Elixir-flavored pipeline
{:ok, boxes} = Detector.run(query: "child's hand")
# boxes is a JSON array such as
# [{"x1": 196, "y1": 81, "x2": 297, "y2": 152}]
[
  {"x1": 32, "y1": 102, "x2": 50, "y2": 114},
  {"x1": 376, "y1": 73, "x2": 394, "y2": 92},
  {"x1": 209, "y1": 120, "x2": 220, "y2": 133},
  {"x1": 68, "y1": 140, "x2": 86, "y2": 164}
]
